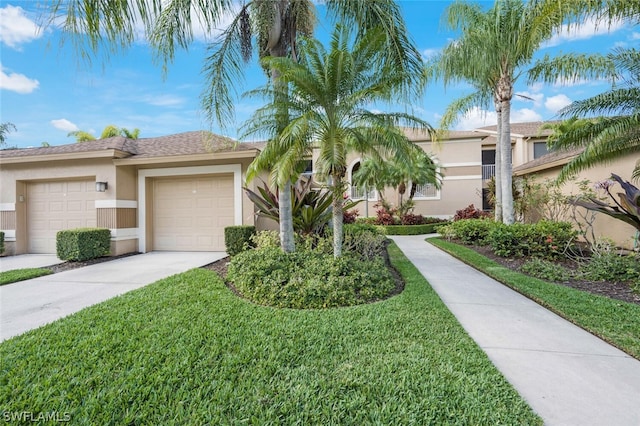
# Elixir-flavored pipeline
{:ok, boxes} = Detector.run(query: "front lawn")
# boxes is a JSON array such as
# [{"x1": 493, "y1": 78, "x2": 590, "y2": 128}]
[
  {"x1": 0, "y1": 268, "x2": 52, "y2": 286},
  {"x1": 0, "y1": 244, "x2": 541, "y2": 425},
  {"x1": 429, "y1": 237, "x2": 640, "y2": 360}
]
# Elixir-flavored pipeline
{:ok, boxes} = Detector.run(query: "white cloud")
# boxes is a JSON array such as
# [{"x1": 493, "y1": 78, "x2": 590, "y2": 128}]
[
  {"x1": 553, "y1": 76, "x2": 592, "y2": 87},
  {"x1": 454, "y1": 107, "x2": 497, "y2": 130},
  {"x1": 545, "y1": 94, "x2": 572, "y2": 113},
  {"x1": 631, "y1": 32, "x2": 640, "y2": 40},
  {"x1": 0, "y1": 5, "x2": 43, "y2": 49},
  {"x1": 144, "y1": 94, "x2": 186, "y2": 107},
  {"x1": 51, "y1": 119, "x2": 79, "y2": 132},
  {"x1": 422, "y1": 48, "x2": 439, "y2": 59},
  {"x1": 0, "y1": 66, "x2": 39, "y2": 93},
  {"x1": 511, "y1": 108, "x2": 543, "y2": 123},
  {"x1": 545, "y1": 16, "x2": 625, "y2": 47},
  {"x1": 515, "y1": 91, "x2": 544, "y2": 107}
]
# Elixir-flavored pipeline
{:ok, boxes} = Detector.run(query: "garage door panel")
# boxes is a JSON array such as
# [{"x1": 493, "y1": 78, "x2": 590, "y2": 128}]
[
  {"x1": 27, "y1": 180, "x2": 96, "y2": 253},
  {"x1": 153, "y1": 174, "x2": 233, "y2": 251}
]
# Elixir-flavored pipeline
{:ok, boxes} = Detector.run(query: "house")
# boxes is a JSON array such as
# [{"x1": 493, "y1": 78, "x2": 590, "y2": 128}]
[
  {"x1": 0, "y1": 131, "x2": 266, "y2": 256},
  {"x1": 1, "y1": 122, "x2": 636, "y2": 256}
]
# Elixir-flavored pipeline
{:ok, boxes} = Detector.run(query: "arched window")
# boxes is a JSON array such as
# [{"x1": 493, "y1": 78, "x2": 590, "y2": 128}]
[{"x1": 348, "y1": 160, "x2": 376, "y2": 201}]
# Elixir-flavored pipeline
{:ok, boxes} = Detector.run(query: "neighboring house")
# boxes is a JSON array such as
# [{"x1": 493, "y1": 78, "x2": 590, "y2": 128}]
[
  {"x1": 1, "y1": 122, "x2": 636, "y2": 256},
  {"x1": 0, "y1": 131, "x2": 265, "y2": 256},
  {"x1": 343, "y1": 122, "x2": 556, "y2": 219},
  {"x1": 514, "y1": 148, "x2": 639, "y2": 250}
]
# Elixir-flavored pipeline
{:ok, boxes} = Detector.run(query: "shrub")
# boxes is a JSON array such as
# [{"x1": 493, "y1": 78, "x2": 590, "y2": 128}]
[
  {"x1": 343, "y1": 209, "x2": 359, "y2": 224},
  {"x1": 0, "y1": 231, "x2": 4, "y2": 255},
  {"x1": 453, "y1": 204, "x2": 491, "y2": 221},
  {"x1": 488, "y1": 221, "x2": 576, "y2": 258},
  {"x1": 446, "y1": 219, "x2": 496, "y2": 245},
  {"x1": 343, "y1": 224, "x2": 388, "y2": 261},
  {"x1": 380, "y1": 223, "x2": 444, "y2": 235},
  {"x1": 579, "y1": 252, "x2": 640, "y2": 284},
  {"x1": 227, "y1": 247, "x2": 396, "y2": 309},
  {"x1": 224, "y1": 226, "x2": 256, "y2": 256},
  {"x1": 400, "y1": 213, "x2": 425, "y2": 225},
  {"x1": 250, "y1": 230, "x2": 280, "y2": 249},
  {"x1": 56, "y1": 228, "x2": 111, "y2": 261},
  {"x1": 520, "y1": 258, "x2": 572, "y2": 282}
]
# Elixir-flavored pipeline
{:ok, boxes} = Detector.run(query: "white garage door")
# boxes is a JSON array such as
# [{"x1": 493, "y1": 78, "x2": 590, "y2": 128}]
[
  {"x1": 153, "y1": 174, "x2": 234, "y2": 251},
  {"x1": 27, "y1": 180, "x2": 97, "y2": 253}
]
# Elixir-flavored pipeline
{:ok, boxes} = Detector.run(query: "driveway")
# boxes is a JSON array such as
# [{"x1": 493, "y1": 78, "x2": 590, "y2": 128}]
[{"x1": 0, "y1": 252, "x2": 226, "y2": 342}]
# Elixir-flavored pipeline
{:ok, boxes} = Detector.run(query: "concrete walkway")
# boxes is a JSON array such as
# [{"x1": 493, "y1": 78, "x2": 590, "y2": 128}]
[
  {"x1": 0, "y1": 254, "x2": 64, "y2": 271},
  {"x1": 0, "y1": 252, "x2": 226, "y2": 342},
  {"x1": 390, "y1": 235, "x2": 640, "y2": 426}
]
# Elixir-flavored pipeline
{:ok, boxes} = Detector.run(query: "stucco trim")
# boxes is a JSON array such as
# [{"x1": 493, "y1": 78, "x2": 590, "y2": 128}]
[
  {"x1": 0, "y1": 203, "x2": 15, "y2": 211},
  {"x1": 109, "y1": 228, "x2": 139, "y2": 241},
  {"x1": 137, "y1": 164, "x2": 243, "y2": 253},
  {"x1": 441, "y1": 162, "x2": 482, "y2": 167},
  {"x1": 442, "y1": 175, "x2": 482, "y2": 181},
  {"x1": 95, "y1": 200, "x2": 138, "y2": 209},
  {"x1": 1, "y1": 230, "x2": 16, "y2": 241}
]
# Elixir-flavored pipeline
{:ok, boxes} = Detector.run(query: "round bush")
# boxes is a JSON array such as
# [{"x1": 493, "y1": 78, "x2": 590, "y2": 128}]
[{"x1": 227, "y1": 247, "x2": 397, "y2": 309}]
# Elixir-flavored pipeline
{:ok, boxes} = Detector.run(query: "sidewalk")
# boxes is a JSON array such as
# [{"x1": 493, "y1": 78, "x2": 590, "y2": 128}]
[{"x1": 390, "y1": 235, "x2": 640, "y2": 426}]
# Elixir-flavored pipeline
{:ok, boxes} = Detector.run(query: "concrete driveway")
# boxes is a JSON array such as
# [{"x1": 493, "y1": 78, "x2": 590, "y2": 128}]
[{"x1": 0, "y1": 252, "x2": 226, "y2": 342}]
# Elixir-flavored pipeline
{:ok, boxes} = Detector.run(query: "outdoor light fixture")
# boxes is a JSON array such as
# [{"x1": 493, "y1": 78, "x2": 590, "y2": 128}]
[{"x1": 95, "y1": 181, "x2": 108, "y2": 192}]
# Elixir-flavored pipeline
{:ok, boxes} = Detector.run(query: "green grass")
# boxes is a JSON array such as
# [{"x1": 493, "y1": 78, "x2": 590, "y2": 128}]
[
  {"x1": 0, "y1": 268, "x2": 52, "y2": 285},
  {"x1": 0, "y1": 244, "x2": 541, "y2": 425},
  {"x1": 429, "y1": 237, "x2": 640, "y2": 360}
]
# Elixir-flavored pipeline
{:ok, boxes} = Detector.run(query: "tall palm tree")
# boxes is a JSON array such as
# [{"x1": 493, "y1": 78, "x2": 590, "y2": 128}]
[
  {"x1": 427, "y1": 0, "x2": 572, "y2": 224},
  {"x1": 68, "y1": 125, "x2": 141, "y2": 142},
  {"x1": 243, "y1": 25, "x2": 433, "y2": 257},
  {"x1": 48, "y1": 0, "x2": 422, "y2": 253}
]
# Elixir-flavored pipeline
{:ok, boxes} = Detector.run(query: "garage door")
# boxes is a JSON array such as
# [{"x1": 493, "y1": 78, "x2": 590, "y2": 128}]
[
  {"x1": 27, "y1": 180, "x2": 97, "y2": 253},
  {"x1": 153, "y1": 174, "x2": 234, "y2": 251}
]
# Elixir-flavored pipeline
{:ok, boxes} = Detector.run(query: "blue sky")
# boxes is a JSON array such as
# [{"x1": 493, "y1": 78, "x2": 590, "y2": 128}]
[{"x1": 1, "y1": 1, "x2": 637, "y2": 148}]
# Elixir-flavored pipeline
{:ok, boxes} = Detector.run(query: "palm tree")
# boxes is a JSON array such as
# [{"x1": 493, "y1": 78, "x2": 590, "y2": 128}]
[
  {"x1": 48, "y1": 0, "x2": 422, "y2": 253},
  {"x1": 68, "y1": 125, "x2": 141, "y2": 142},
  {"x1": 427, "y1": 0, "x2": 573, "y2": 225},
  {"x1": 0, "y1": 122, "x2": 16, "y2": 147},
  {"x1": 353, "y1": 147, "x2": 440, "y2": 209},
  {"x1": 243, "y1": 25, "x2": 433, "y2": 257}
]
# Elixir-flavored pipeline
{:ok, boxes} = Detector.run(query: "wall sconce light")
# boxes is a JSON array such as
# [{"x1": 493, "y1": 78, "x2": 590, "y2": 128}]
[{"x1": 96, "y1": 181, "x2": 108, "y2": 192}]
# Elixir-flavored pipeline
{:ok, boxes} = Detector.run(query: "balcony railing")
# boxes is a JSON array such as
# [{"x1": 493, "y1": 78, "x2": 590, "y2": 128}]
[
  {"x1": 482, "y1": 164, "x2": 496, "y2": 180},
  {"x1": 350, "y1": 185, "x2": 375, "y2": 200}
]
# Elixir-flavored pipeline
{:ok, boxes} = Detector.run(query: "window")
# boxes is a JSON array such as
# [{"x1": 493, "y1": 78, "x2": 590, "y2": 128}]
[
  {"x1": 349, "y1": 160, "x2": 376, "y2": 201},
  {"x1": 299, "y1": 159, "x2": 313, "y2": 177},
  {"x1": 413, "y1": 182, "x2": 439, "y2": 199},
  {"x1": 533, "y1": 142, "x2": 550, "y2": 159}
]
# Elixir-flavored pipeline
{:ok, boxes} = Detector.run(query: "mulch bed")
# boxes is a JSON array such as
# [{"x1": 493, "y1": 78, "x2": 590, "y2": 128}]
[
  {"x1": 465, "y1": 244, "x2": 640, "y2": 306},
  {"x1": 43, "y1": 252, "x2": 141, "y2": 274}
]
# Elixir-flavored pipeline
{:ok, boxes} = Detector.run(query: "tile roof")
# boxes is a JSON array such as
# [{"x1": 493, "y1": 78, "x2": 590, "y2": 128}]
[
  {"x1": 0, "y1": 131, "x2": 264, "y2": 160},
  {"x1": 475, "y1": 121, "x2": 561, "y2": 137},
  {"x1": 402, "y1": 128, "x2": 485, "y2": 141},
  {"x1": 513, "y1": 147, "x2": 584, "y2": 174}
]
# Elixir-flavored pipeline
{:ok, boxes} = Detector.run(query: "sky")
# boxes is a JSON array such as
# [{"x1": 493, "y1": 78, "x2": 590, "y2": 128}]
[{"x1": 1, "y1": 1, "x2": 638, "y2": 149}]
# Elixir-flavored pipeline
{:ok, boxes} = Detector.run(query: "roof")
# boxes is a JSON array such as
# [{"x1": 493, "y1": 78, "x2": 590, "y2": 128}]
[
  {"x1": 475, "y1": 121, "x2": 560, "y2": 138},
  {"x1": 402, "y1": 128, "x2": 485, "y2": 142},
  {"x1": 0, "y1": 131, "x2": 265, "y2": 162},
  {"x1": 513, "y1": 147, "x2": 584, "y2": 176}
]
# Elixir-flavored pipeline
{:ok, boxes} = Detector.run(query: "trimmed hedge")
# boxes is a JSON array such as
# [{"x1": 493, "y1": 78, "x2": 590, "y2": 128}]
[
  {"x1": 56, "y1": 228, "x2": 111, "y2": 261},
  {"x1": 0, "y1": 231, "x2": 4, "y2": 255},
  {"x1": 378, "y1": 223, "x2": 444, "y2": 235},
  {"x1": 224, "y1": 225, "x2": 256, "y2": 256}
]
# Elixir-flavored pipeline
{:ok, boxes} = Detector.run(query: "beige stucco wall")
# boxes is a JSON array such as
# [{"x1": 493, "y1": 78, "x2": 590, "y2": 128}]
[{"x1": 520, "y1": 156, "x2": 638, "y2": 250}]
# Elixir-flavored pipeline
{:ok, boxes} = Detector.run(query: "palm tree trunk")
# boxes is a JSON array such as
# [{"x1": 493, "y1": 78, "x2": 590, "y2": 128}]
[
  {"x1": 269, "y1": 2, "x2": 296, "y2": 253},
  {"x1": 500, "y1": 95, "x2": 515, "y2": 225},
  {"x1": 494, "y1": 100, "x2": 503, "y2": 222},
  {"x1": 332, "y1": 174, "x2": 344, "y2": 258}
]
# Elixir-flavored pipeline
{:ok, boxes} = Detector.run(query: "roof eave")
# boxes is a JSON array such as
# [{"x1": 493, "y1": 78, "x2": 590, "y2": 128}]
[
  {"x1": 112, "y1": 150, "x2": 259, "y2": 166},
  {"x1": 0, "y1": 149, "x2": 130, "y2": 165}
]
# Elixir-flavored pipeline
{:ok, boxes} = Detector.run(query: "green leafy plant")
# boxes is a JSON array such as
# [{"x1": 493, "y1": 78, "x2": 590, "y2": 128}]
[
  {"x1": 520, "y1": 258, "x2": 572, "y2": 282},
  {"x1": 224, "y1": 226, "x2": 256, "y2": 256},
  {"x1": 244, "y1": 178, "x2": 359, "y2": 235},
  {"x1": 56, "y1": 228, "x2": 110, "y2": 261},
  {"x1": 0, "y1": 231, "x2": 4, "y2": 255},
  {"x1": 573, "y1": 174, "x2": 640, "y2": 232},
  {"x1": 488, "y1": 221, "x2": 576, "y2": 258},
  {"x1": 453, "y1": 204, "x2": 491, "y2": 221},
  {"x1": 445, "y1": 219, "x2": 497, "y2": 245},
  {"x1": 579, "y1": 252, "x2": 640, "y2": 284}
]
